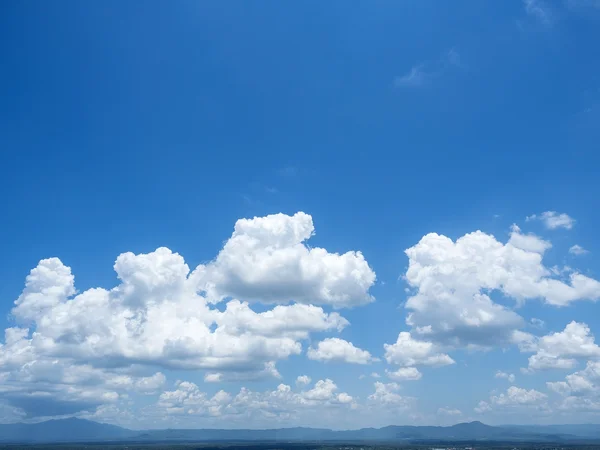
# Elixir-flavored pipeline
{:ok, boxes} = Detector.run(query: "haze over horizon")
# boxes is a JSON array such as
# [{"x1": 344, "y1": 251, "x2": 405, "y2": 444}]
[{"x1": 1, "y1": 0, "x2": 600, "y2": 432}]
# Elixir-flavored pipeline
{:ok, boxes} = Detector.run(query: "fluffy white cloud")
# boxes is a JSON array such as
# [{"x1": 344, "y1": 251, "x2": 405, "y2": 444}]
[
  {"x1": 195, "y1": 212, "x2": 376, "y2": 308},
  {"x1": 386, "y1": 367, "x2": 422, "y2": 381},
  {"x1": 547, "y1": 360, "x2": 600, "y2": 396},
  {"x1": 474, "y1": 400, "x2": 492, "y2": 413},
  {"x1": 491, "y1": 386, "x2": 547, "y2": 406},
  {"x1": 368, "y1": 382, "x2": 413, "y2": 409},
  {"x1": 570, "y1": 245, "x2": 589, "y2": 256},
  {"x1": 0, "y1": 212, "x2": 375, "y2": 418},
  {"x1": 295, "y1": 375, "x2": 311, "y2": 387},
  {"x1": 384, "y1": 332, "x2": 454, "y2": 367},
  {"x1": 508, "y1": 225, "x2": 552, "y2": 254},
  {"x1": 523, "y1": 322, "x2": 600, "y2": 371},
  {"x1": 495, "y1": 371, "x2": 516, "y2": 383},
  {"x1": 157, "y1": 378, "x2": 355, "y2": 421},
  {"x1": 307, "y1": 338, "x2": 375, "y2": 364},
  {"x1": 402, "y1": 227, "x2": 600, "y2": 353}
]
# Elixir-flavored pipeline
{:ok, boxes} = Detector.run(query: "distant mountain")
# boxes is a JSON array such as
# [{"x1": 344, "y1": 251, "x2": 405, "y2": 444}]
[
  {"x1": 0, "y1": 417, "x2": 136, "y2": 443},
  {"x1": 0, "y1": 418, "x2": 593, "y2": 444}
]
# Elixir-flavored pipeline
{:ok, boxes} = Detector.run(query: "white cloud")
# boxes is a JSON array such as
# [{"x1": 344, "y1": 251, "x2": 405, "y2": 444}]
[
  {"x1": 371, "y1": 372, "x2": 381, "y2": 379},
  {"x1": 384, "y1": 332, "x2": 454, "y2": 367},
  {"x1": 295, "y1": 375, "x2": 311, "y2": 387},
  {"x1": 524, "y1": 322, "x2": 600, "y2": 371},
  {"x1": 491, "y1": 386, "x2": 547, "y2": 406},
  {"x1": 474, "y1": 400, "x2": 492, "y2": 413},
  {"x1": 495, "y1": 371, "x2": 516, "y2": 383},
  {"x1": 196, "y1": 212, "x2": 376, "y2": 308},
  {"x1": 156, "y1": 378, "x2": 356, "y2": 422},
  {"x1": 437, "y1": 406, "x2": 462, "y2": 416},
  {"x1": 526, "y1": 211, "x2": 575, "y2": 230},
  {"x1": 570, "y1": 245, "x2": 589, "y2": 256},
  {"x1": 307, "y1": 338, "x2": 375, "y2": 365},
  {"x1": 508, "y1": 224, "x2": 552, "y2": 253},
  {"x1": 547, "y1": 360, "x2": 600, "y2": 397},
  {"x1": 0, "y1": 212, "x2": 375, "y2": 418},
  {"x1": 368, "y1": 382, "x2": 413, "y2": 409},
  {"x1": 386, "y1": 367, "x2": 422, "y2": 381},
  {"x1": 402, "y1": 227, "x2": 600, "y2": 354}
]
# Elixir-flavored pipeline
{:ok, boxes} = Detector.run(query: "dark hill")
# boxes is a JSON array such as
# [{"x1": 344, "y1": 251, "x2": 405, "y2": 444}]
[{"x1": 0, "y1": 418, "x2": 588, "y2": 443}]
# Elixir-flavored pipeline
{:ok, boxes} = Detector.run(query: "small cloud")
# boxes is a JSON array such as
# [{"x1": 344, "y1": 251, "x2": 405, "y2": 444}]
[
  {"x1": 437, "y1": 407, "x2": 462, "y2": 416},
  {"x1": 530, "y1": 318, "x2": 545, "y2": 329},
  {"x1": 395, "y1": 65, "x2": 427, "y2": 87},
  {"x1": 474, "y1": 400, "x2": 492, "y2": 414},
  {"x1": 265, "y1": 186, "x2": 278, "y2": 194},
  {"x1": 569, "y1": 244, "x2": 589, "y2": 256},
  {"x1": 295, "y1": 375, "x2": 311, "y2": 387},
  {"x1": 526, "y1": 211, "x2": 575, "y2": 230},
  {"x1": 495, "y1": 371, "x2": 516, "y2": 383},
  {"x1": 394, "y1": 48, "x2": 462, "y2": 88},
  {"x1": 371, "y1": 372, "x2": 381, "y2": 379}
]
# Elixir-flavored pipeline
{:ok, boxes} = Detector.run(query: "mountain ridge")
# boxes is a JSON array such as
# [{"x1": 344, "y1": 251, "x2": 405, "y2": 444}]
[{"x1": 0, "y1": 418, "x2": 598, "y2": 443}]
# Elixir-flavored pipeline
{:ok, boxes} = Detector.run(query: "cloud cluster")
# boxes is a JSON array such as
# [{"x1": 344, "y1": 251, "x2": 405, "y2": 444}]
[
  {"x1": 0, "y1": 212, "x2": 376, "y2": 419},
  {"x1": 476, "y1": 386, "x2": 548, "y2": 414},
  {"x1": 155, "y1": 378, "x2": 356, "y2": 424},
  {"x1": 522, "y1": 321, "x2": 600, "y2": 371},
  {"x1": 401, "y1": 226, "x2": 600, "y2": 353}
]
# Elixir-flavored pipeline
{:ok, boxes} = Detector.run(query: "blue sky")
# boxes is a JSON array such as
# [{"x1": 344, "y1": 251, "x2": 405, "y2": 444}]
[{"x1": 1, "y1": 0, "x2": 600, "y2": 429}]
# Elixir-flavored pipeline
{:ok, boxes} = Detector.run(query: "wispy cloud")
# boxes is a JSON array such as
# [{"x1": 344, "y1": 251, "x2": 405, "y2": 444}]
[
  {"x1": 569, "y1": 244, "x2": 589, "y2": 256},
  {"x1": 523, "y1": 0, "x2": 554, "y2": 26},
  {"x1": 526, "y1": 211, "x2": 575, "y2": 230},
  {"x1": 277, "y1": 166, "x2": 297, "y2": 177},
  {"x1": 394, "y1": 48, "x2": 462, "y2": 89},
  {"x1": 565, "y1": 0, "x2": 600, "y2": 10}
]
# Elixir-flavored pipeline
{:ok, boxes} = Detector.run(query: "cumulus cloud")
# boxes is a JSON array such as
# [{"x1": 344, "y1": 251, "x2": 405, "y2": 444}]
[
  {"x1": 307, "y1": 338, "x2": 375, "y2": 364},
  {"x1": 491, "y1": 386, "x2": 547, "y2": 406},
  {"x1": 156, "y1": 378, "x2": 355, "y2": 421},
  {"x1": 295, "y1": 375, "x2": 311, "y2": 387},
  {"x1": 386, "y1": 367, "x2": 422, "y2": 381},
  {"x1": 0, "y1": 212, "x2": 375, "y2": 418},
  {"x1": 523, "y1": 322, "x2": 600, "y2": 371},
  {"x1": 368, "y1": 382, "x2": 413, "y2": 409},
  {"x1": 196, "y1": 212, "x2": 376, "y2": 308},
  {"x1": 570, "y1": 245, "x2": 589, "y2": 256},
  {"x1": 526, "y1": 211, "x2": 575, "y2": 230},
  {"x1": 384, "y1": 332, "x2": 454, "y2": 367},
  {"x1": 547, "y1": 360, "x2": 600, "y2": 396},
  {"x1": 474, "y1": 400, "x2": 492, "y2": 413},
  {"x1": 495, "y1": 371, "x2": 516, "y2": 383},
  {"x1": 401, "y1": 227, "x2": 600, "y2": 354}
]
